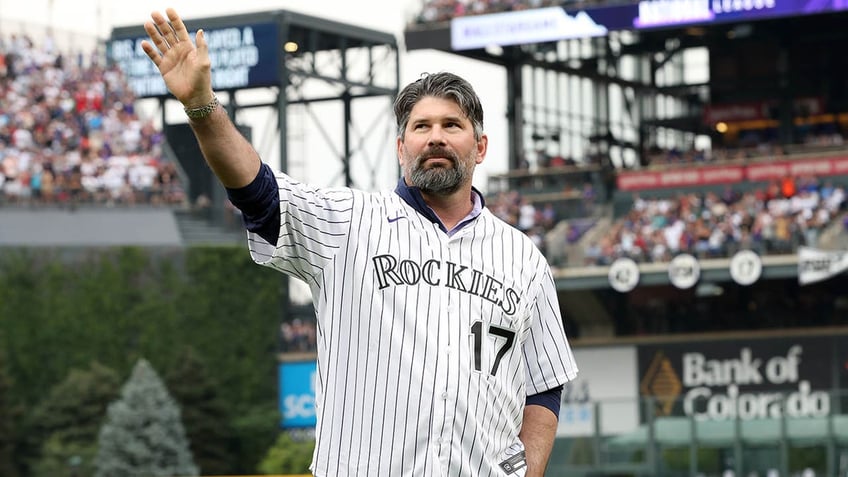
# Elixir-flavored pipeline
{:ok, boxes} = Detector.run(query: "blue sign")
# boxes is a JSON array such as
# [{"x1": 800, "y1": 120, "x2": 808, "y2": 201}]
[
  {"x1": 107, "y1": 22, "x2": 280, "y2": 98},
  {"x1": 579, "y1": 0, "x2": 848, "y2": 32},
  {"x1": 278, "y1": 361, "x2": 317, "y2": 428},
  {"x1": 451, "y1": 0, "x2": 848, "y2": 49}
]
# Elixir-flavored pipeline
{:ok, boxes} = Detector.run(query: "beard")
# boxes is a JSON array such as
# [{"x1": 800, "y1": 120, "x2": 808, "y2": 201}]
[{"x1": 404, "y1": 146, "x2": 474, "y2": 195}]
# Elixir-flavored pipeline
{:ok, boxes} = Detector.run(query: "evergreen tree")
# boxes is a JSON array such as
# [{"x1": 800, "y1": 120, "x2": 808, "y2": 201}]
[
  {"x1": 0, "y1": 346, "x2": 20, "y2": 477},
  {"x1": 165, "y1": 346, "x2": 235, "y2": 476},
  {"x1": 27, "y1": 362, "x2": 120, "y2": 477},
  {"x1": 30, "y1": 362, "x2": 120, "y2": 444},
  {"x1": 94, "y1": 359, "x2": 198, "y2": 477}
]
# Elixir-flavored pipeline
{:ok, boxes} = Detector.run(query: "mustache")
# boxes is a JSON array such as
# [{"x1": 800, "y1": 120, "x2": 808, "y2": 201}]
[{"x1": 417, "y1": 147, "x2": 458, "y2": 164}]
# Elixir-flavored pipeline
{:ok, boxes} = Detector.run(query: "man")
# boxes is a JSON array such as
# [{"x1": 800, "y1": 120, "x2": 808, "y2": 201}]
[{"x1": 141, "y1": 8, "x2": 578, "y2": 476}]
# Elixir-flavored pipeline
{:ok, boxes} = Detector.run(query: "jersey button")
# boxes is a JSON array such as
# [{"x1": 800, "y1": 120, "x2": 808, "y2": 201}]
[{"x1": 441, "y1": 392, "x2": 448, "y2": 399}]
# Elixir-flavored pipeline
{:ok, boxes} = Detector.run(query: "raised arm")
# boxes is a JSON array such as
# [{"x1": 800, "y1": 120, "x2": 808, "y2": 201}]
[{"x1": 141, "y1": 8, "x2": 260, "y2": 188}]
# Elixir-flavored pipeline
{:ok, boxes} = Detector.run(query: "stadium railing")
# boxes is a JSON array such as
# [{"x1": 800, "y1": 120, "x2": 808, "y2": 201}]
[{"x1": 549, "y1": 389, "x2": 848, "y2": 476}]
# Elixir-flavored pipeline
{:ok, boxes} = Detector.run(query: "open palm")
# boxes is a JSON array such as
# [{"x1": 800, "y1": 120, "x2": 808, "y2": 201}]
[{"x1": 141, "y1": 8, "x2": 213, "y2": 108}]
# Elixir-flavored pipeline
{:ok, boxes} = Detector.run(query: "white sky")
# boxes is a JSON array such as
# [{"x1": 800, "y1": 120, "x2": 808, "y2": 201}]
[{"x1": 0, "y1": 0, "x2": 510, "y2": 192}]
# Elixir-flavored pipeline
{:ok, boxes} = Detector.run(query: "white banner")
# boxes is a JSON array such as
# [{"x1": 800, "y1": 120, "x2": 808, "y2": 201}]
[
  {"x1": 451, "y1": 7, "x2": 608, "y2": 51},
  {"x1": 798, "y1": 246, "x2": 848, "y2": 285}
]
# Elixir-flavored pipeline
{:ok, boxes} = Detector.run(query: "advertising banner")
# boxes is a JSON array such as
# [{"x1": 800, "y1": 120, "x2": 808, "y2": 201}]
[
  {"x1": 451, "y1": 7, "x2": 608, "y2": 51},
  {"x1": 638, "y1": 337, "x2": 835, "y2": 422},
  {"x1": 617, "y1": 165, "x2": 745, "y2": 191},
  {"x1": 108, "y1": 22, "x2": 281, "y2": 98},
  {"x1": 279, "y1": 361, "x2": 318, "y2": 429},
  {"x1": 451, "y1": 0, "x2": 848, "y2": 50},
  {"x1": 702, "y1": 97, "x2": 824, "y2": 124},
  {"x1": 617, "y1": 156, "x2": 848, "y2": 191},
  {"x1": 558, "y1": 346, "x2": 641, "y2": 437}
]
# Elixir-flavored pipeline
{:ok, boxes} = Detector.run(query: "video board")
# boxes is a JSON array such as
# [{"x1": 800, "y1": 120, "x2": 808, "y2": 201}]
[{"x1": 107, "y1": 22, "x2": 281, "y2": 98}]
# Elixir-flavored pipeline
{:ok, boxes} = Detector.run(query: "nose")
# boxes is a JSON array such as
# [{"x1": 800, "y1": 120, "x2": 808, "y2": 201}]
[{"x1": 427, "y1": 125, "x2": 446, "y2": 146}]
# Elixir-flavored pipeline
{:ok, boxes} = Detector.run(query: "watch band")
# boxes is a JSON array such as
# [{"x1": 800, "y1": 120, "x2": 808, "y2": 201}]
[{"x1": 184, "y1": 95, "x2": 219, "y2": 120}]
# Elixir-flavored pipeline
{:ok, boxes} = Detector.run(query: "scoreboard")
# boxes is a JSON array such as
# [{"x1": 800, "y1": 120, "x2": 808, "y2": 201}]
[{"x1": 107, "y1": 21, "x2": 281, "y2": 98}]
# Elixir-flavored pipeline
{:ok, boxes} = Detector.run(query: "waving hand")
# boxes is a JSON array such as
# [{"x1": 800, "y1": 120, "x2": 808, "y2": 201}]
[{"x1": 141, "y1": 8, "x2": 213, "y2": 109}]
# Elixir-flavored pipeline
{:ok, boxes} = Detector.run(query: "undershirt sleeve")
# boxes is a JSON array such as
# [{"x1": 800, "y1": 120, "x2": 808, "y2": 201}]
[
  {"x1": 225, "y1": 163, "x2": 281, "y2": 246},
  {"x1": 526, "y1": 385, "x2": 563, "y2": 417}
]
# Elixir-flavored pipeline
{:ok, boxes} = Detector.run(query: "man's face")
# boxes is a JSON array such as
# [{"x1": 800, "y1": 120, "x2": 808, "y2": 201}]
[{"x1": 397, "y1": 96, "x2": 487, "y2": 195}]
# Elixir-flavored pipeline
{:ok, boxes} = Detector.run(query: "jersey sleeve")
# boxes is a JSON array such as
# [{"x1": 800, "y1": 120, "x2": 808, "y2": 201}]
[
  {"x1": 248, "y1": 169, "x2": 354, "y2": 285},
  {"x1": 522, "y1": 264, "x2": 579, "y2": 395}
]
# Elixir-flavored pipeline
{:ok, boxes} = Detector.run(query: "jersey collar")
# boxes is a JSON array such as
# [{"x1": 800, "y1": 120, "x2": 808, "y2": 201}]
[{"x1": 394, "y1": 177, "x2": 486, "y2": 236}]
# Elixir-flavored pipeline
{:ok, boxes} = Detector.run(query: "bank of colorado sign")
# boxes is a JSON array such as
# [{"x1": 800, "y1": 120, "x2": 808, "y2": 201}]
[{"x1": 638, "y1": 336, "x2": 844, "y2": 422}]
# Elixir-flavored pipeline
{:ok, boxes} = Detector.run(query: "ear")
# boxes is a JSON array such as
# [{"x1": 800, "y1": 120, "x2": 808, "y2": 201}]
[
  {"x1": 396, "y1": 136, "x2": 404, "y2": 165},
  {"x1": 475, "y1": 134, "x2": 488, "y2": 165}
]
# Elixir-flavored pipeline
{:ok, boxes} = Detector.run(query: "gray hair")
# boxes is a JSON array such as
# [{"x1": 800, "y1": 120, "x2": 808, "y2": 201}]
[{"x1": 393, "y1": 72, "x2": 484, "y2": 141}]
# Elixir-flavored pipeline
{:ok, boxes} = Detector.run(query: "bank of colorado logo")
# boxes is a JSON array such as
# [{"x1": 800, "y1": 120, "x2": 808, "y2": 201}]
[{"x1": 641, "y1": 345, "x2": 830, "y2": 421}]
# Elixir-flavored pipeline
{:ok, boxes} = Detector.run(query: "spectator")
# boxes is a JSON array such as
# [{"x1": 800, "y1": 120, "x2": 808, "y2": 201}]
[
  {"x1": 0, "y1": 33, "x2": 186, "y2": 207},
  {"x1": 590, "y1": 178, "x2": 844, "y2": 265},
  {"x1": 517, "y1": 197, "x2": 537, "y2": 232}
]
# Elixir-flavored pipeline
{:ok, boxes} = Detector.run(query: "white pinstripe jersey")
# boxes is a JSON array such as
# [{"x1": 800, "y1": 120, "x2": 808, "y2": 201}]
[{"x1": 248, "y1": 170, "x2": 578, "y2": 476}]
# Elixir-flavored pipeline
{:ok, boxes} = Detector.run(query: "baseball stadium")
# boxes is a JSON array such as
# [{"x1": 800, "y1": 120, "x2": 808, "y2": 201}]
[{"x1": 1, "y1": 0, "x2": 848, "y2": 476}]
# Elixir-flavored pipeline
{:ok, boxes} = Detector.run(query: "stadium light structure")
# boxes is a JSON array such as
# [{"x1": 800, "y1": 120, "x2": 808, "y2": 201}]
[{"x1": 108, "y1": 9, "x2": 400, "y2": 199}]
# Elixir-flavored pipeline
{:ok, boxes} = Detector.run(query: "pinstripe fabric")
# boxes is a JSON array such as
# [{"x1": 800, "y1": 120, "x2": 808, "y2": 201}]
[{"x1": 248, "y1": 170, "x2": 578, "y2": 476}]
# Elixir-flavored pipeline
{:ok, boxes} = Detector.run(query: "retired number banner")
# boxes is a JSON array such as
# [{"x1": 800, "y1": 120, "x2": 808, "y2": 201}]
[{"x1": 798, "y1": 246, "x2": 848, "y2": 285}]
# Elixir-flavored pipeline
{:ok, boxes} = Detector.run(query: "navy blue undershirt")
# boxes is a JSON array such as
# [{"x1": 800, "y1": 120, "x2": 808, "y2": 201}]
[{"x1": 225, "y1": 163, "x2": 563, "y2": 417}]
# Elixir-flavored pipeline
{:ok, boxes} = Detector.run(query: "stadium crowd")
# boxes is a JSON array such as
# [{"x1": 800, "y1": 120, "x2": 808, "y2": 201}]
[
  {"x1": 5, "y1": 30, "x2": 848, "y2": 270},
  {"x1": 0, "y1": 33, "x2": 186, "y2": 207},
  {"x1": 488, "y1": 190, "x2": 558, "y2": 254},
  {"x1": 585, "y1": 176, "x2": 847, "y2": 265},
  {"x1": 280, "y1": 317, "x2": 318, "y2": 353}
]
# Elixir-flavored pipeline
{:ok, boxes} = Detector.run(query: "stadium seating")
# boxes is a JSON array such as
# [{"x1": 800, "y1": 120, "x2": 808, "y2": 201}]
[{"x1": 0, "y1": 33, "x2": 187, "y2": 208}]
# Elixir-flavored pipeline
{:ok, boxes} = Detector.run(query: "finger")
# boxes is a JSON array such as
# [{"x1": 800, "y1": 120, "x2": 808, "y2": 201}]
[
  {"x1": 152, "y1": 11, "x2": 178, "y2": 48},
  {"x1": 166, "y1": 8, "x2": 192, "y2": 43},
  {"x1": 140, "y1": 40, "x2": 161, "y2": 67},
  {"x1": 195, "y1": 28, "x2": 208, "y2": 57},
  {"x1": 143, "y1": 20, "x2": 169, "y2": 55}
]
